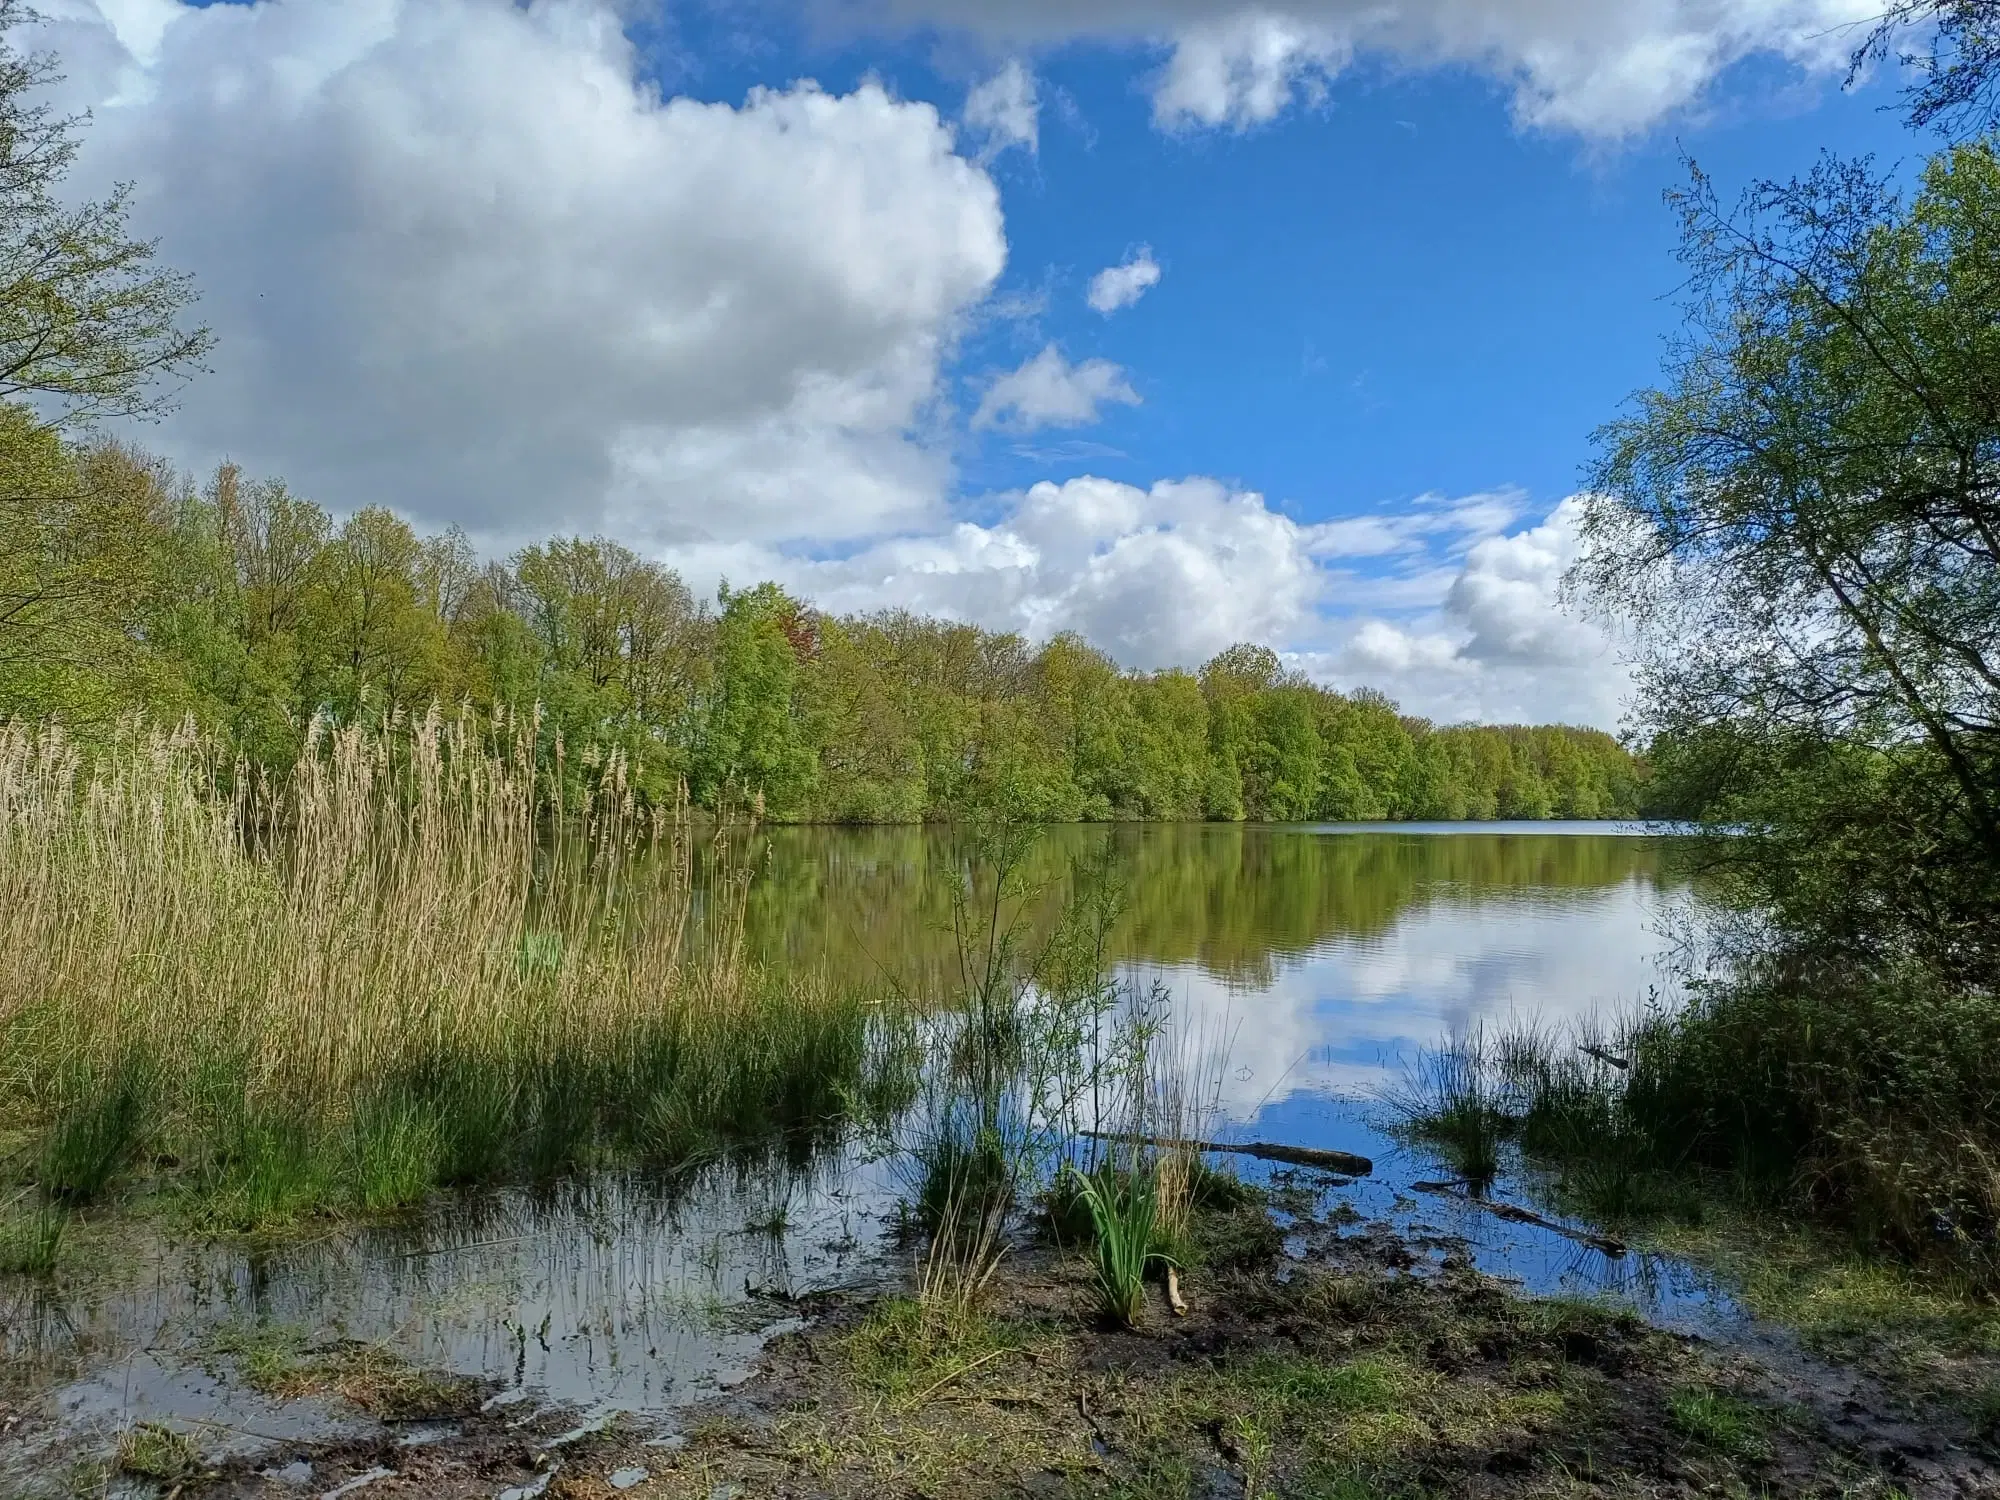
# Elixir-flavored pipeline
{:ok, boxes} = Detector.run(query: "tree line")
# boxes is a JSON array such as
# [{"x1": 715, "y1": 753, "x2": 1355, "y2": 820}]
[
  {"x1": 0, "y1": 1, "x2": 1638, "y2": 827},
  {"x1": 1535, "y1": 0, "x2": 2000, "y2": 1275},
  {"x1": 0, "y1": 444, "x2": 1640, "y2": 823}
]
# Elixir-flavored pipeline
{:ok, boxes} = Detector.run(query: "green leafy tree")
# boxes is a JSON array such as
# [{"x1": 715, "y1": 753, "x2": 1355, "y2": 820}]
[
  {"x1": 693, "y1": 582, "x2": 818, "y2": 815},
  {"x1": 298, "y1": 507, "x2": 447, "y2": 717},
  {"x1": 0, "y1": 4, "x2": 210, "y2": 427},
  {"x1": 1574, "y1": 142, "x2": 2000, "y2": 985},
  {"x1": 0, "y1": 425, "x2": 167, "y2": 719},
  {"x1": 0, "y1": 3, "x2": 210, "y2": 721}
]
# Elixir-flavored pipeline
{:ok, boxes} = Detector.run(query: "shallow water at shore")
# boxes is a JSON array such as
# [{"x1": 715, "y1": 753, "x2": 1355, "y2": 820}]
[{"x1": 4, "y1": 821, "x2": 1734, "y2": 1486}]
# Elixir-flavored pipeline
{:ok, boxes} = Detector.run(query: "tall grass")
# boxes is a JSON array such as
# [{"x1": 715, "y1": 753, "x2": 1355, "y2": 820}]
[
  {"x1": 0, "y1": 712, "x2": 882, "y2": 1232},
  {"x1": 1065, "y1": 1163, "x2": 1164, "y2": 1327},
  {"x1": 1388, "y1": 1028, "x2": 1514, "y2": 1189},
  {"x1": 1394, "y1": 968, "x2": 2000, "y2": 1288},
  {"x1": 1590, "y1": 965, "x2": 2000, "y2": 1274}
]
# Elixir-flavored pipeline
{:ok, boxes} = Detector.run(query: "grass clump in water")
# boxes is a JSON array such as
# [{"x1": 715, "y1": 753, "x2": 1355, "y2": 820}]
[
  {"x1": 346, "y1": 1089, "x2": 444, "y2": 1213},
  {"x1": 0, "y1": 1196, "x2": 65, "y2": 1276},
  {"x1": 115, "y1": 1422, "x2": 202, "y2": 1483},
  {"x1": 1390, "y1": 1031, "x2": 1515, "y2": 1189}
]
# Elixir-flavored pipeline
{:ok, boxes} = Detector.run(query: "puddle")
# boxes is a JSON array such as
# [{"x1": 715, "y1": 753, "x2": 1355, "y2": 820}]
[{"x1": 1, "y1": 1151, "x2": 900, "y2": 1489}]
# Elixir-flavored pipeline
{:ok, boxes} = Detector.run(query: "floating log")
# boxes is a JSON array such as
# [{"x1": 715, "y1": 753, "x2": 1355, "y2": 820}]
[
  {"x1": 1081, "y1": 1131, "x2": 1372, "y2": 1177},
  {"x1": 1410, "y1": 1180, "x2": 1626, "y2": 1257}
]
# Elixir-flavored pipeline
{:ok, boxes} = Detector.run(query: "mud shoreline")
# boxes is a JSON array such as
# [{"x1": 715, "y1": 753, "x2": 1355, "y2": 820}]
[{"x1": 16, "y1": 1176, "x2": 1995, "y2": 1500}]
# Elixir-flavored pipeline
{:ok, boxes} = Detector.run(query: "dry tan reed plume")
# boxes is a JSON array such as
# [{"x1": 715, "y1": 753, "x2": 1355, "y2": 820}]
[{"x1": 0, "y1": 708, "x2": 791, "y2": 1137}]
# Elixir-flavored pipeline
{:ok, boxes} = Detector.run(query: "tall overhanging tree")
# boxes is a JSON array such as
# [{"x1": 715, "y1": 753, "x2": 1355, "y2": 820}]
[
  {"x1": 1857, "y1": 0, "x2": 2000, "y2": 137},
  {"x1": 0, "y1": 0, "x2": 212, "y2": 716},
  {"x1": 1570, "y1": 141, "x2": 2000, "y2": 986}
]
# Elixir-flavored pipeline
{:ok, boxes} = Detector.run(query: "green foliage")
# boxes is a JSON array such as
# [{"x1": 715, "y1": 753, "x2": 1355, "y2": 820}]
[
  {"x1": 1568, "y1": 136, "x2": 2000, "y2": 1281},
  {"x1": 694, "y1": 581, "x2": 818, "y2": 814},
  {"x1": 1578, "y1": 141, "x2": 2000, "y2": 989},
  {"x1": 0, "y1": 1198, "x2": 65, "y2": 1276},
  {"x1": 0, "y1": 458, "x2": 1638, "y2": 826},
  {"x1": 1666, "y1": 1386, "x2": 1771, "y2": 1462},
  {"x1": 1067, "y1": 1163, "x2": 1168, "y2": 1327},
  {"x1": 115, "y1": 1422, "x2": 202, "y2": 1483}
]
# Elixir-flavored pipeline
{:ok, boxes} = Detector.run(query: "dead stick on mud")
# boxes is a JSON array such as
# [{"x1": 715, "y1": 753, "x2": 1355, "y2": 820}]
[
  {"x1": 1080, "y1": 1131, "x2": 1373, "y2": 1177},
  {"x1": 903, "y1": 1347, "x2": 1013, "y2": 1409},
  {"x1": 1410, "y1": 1181, "x2": 1627, "y2": 1256},
  {"x1": 1165, "y1": 1266, "x2": 1189, "y2": 1317}
]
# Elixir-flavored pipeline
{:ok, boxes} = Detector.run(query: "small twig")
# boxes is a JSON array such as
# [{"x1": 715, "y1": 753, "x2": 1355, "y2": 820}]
[
  {"x1": 902, "y1": 1347, "x2": 1012, "y2": 1409},
  {"x1": 396, "y1": 1233, "x2": 541, "y2": 1261},
  {"x1": 1165, "y1": 1266, "x2": 1188, "y2": 1317}
]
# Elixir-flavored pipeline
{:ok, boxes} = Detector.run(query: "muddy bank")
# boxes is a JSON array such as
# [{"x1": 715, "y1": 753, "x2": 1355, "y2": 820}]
[{"x1": 32, "y1": 1180, "x2": 1998, "y2": 1500}]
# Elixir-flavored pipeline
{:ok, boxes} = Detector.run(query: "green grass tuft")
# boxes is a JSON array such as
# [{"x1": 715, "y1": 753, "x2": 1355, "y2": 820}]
[
  {"x1": 1067, "y1": 1163, "x2": 1167, "y2": 1328},
  {"x1": 348, "y1": 1090, "x2": 442, "y2": 1213},
  {"x1": 39, "y1": 1051, "x2": 151, "y2": 1203},
  {"x1": 116, "y1": 1421, "x2": 202, "y2": 1482},
  {"x1": 1666, "y1": 1385, "x2": 1770, "y2": 1462},
  {"x1": 1391, "y1": 1034, "x2": 1514, "y2": 1187},
  {"x1": 0, "y1": 1199, "x2": 65, "y2": 1276}
]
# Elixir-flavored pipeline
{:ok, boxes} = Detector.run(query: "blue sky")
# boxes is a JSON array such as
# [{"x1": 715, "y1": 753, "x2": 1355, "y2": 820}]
[{"x1": 45, "y1": 0, "x2": 1926, "y2": 726}]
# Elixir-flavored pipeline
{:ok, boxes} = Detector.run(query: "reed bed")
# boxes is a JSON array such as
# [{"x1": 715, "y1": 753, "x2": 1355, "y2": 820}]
[
  {"x1": 0, "y1": 712, "x2": 885, "y2": 1235},
  {"x1": 1393, "y1": 982, "x2": 2000, "y2": 1289}
]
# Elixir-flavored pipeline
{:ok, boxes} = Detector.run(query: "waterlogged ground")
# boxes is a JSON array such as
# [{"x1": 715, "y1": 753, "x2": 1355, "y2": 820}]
[
  {"x1": 0, "y1": 1158, "x2": 902, "y2": 1492},
  {"x1": 7, "y1": 825, "x2": 1997, "y2": 1496}
]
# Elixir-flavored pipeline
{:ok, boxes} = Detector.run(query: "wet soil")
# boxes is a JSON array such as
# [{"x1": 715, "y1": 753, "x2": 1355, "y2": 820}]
[{"x1": 37, "y1": 1187, "x2": 1999, "y2": 1500}]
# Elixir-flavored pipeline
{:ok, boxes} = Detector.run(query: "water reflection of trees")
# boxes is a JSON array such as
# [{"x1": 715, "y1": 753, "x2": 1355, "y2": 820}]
[{"x1": 720, "y1": 827, "x2": 1674, "y2": 995}]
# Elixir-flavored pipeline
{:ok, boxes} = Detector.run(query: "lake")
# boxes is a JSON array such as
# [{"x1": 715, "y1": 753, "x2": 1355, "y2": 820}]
[{"x1": 2, "y1": 822, "x2": 1728, "y2": 1487}]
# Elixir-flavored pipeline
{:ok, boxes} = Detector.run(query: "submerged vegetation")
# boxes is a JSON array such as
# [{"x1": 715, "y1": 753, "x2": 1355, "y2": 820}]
[
  {"x1": 1395, "y1": 989, "x2": 2000, "y2": 1289},
  {"x1": 0, "y1": 713, "x2": 895, "y2": 1237}
]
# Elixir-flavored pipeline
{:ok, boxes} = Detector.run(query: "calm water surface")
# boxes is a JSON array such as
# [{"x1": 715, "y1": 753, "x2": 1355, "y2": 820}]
[{"x1": 3, "y1": 823, "x2": 1740, "y2": 1486}]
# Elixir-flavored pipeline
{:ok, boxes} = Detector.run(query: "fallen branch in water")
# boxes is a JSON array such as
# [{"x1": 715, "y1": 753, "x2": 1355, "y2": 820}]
[
  {"x1": 1410, "y1": 1181, "x2": 1626, "y2": 1256},
  {"x1": 1081, "y1": 1131, "x2": 1372, "y2": 1177}
]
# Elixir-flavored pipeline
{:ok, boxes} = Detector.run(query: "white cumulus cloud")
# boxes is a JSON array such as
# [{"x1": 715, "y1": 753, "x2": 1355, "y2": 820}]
[
  {"x1": 1317, "y1": 497, "x2": 1627, "y2": 725},
  {"x1": 38, "y1": 0, "x2": 1007, "y2": 547},
  {"x1": 657, "y1": 480, "x2": 1623, "y2": 727},
  {"x1": 963, "y1": 57, "x2": 1038, "y2": 157},
  {"x1": 972, "y1": 344, "x2": 1141, "y2": 432},
  {"x1": 1152, "y1": 13, "x2": 1347, "y2": 130},
  {"x1": 781, "y1": 475, "x2": 1338, "y2": 668},
  {"x1": 845, "y1": 0, "x2": 1883, "y2": 139},
  {"x1": 1087, "y1": 249, "x2": 1162, "y2": 314}
]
